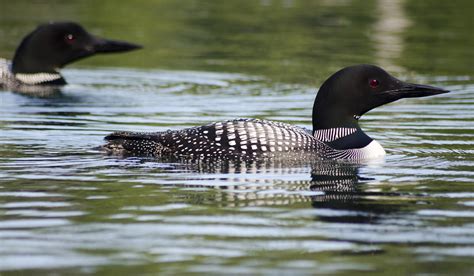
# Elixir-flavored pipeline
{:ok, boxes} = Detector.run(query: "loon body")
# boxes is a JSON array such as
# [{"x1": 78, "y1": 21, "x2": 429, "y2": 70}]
[
  {"x1": 106, "y1": 118, "x2": 384, "y2": 160},
  {"x1": 0, "y1": 22, "x2": 141, "y2": 92},
  {"x1": 104, "y1": 65, "x2": 448, "y2": 160}
]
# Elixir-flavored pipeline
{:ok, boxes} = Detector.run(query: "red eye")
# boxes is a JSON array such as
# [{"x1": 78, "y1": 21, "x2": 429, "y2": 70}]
[
  {"x1": 65, "y1": 34, "x2": 75, "y2": 43},
  {"x1": 369, "y1": 79, "x2": 379, "y2": 88}
]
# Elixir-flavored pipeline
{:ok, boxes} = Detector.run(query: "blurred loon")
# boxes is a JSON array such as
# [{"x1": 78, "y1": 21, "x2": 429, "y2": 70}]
[
  {"x1": 0, "y1": 21, "x2": 141, "y2": 91},
  {"x1": 104, "y1": 65, "x2": 449, "y2": 160}
]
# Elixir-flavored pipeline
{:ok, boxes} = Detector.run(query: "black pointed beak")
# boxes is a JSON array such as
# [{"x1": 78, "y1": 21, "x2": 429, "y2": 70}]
[
  {"x1": 365, "y1": 80, "x2": 450, "y2": 115},
  {"x1": 396, "y1": 83, "x2": 450, "y2": 98},
  {"x1": 381, "y1": 82, "x2": 449, "y2": 100},
  {"x1": 91, "y1": 37, "x2": 142, "y2": 54}
]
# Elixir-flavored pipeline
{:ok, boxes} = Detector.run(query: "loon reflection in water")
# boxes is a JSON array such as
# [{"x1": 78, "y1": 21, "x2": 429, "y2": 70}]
[{"x1": 114, "y1": 155, "x2": 404, "y2": 223}]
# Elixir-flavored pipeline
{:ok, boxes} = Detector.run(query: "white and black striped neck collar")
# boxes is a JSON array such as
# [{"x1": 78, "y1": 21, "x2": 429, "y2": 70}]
[
  {"x1": 14, "y1": 72, "x2": 64, "y2": 85},
  {"x1": 313, "y1": 127, "x2": 373, "y2": 150},
  {"x1": 313, "y1": 127, "x2": 358, "y2": 142}
]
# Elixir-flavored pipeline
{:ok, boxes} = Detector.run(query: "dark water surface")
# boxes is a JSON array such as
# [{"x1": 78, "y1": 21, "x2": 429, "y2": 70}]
[{"x1": 1, "y1": 0, "x2": 473, "y2": 274}]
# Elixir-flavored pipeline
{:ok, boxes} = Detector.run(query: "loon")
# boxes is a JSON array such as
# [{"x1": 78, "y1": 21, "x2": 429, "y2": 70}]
[
  {"x1": 0, "y1": 21, "x2": 141, "y2": 92},
  {"x1": 104, "y1": 65, "x2": 449, "y2": 160}
]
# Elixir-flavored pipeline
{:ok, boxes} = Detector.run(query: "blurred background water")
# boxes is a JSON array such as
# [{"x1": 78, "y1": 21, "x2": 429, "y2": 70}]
[{"x1": 0, "y1": 0, "x2": 473, "y2": 274}]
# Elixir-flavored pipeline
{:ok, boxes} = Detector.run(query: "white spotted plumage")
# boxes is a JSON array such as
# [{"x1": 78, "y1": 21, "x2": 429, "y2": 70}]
[{"x1": 105, "y1": 118, "x2": 386, "y2": 160}]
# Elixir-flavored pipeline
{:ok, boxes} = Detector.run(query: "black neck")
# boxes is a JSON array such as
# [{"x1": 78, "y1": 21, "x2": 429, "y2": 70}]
[
  {"x1": 312, "y1": 107, "x2": 360, "y2": 131},
  {"x1": 39, "y1": 77, "x2": 67, "y2": 86},
  {"x1": 311, "y1": 90, "x2": 373, "y2": 150},
  {"x1": 325, "y1": 129, "x2": 372, "y2": 150},
  {"x1": 11, "y1": 34, "x2": 56, "y2": 74},
  {"x1": 12, "y1": 54, "x2": 57, "y2": 75}
]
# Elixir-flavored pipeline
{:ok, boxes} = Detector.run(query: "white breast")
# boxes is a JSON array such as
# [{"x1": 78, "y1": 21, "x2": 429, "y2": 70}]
[
  {"x1": 322, "y1": 139, "x2": 386, "y2": 160},
  {"x1": 360, "y1": 140, "x2": 386, "y2": 159}
]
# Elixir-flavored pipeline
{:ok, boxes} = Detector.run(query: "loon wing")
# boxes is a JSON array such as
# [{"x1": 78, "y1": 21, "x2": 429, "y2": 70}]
[{"x1": 104, "y1": 118, "x2": 325, "y2": 159}]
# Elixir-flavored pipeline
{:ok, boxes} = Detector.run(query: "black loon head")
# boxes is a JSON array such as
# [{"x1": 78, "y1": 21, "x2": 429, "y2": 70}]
[
  {"x1": 312, "y1": 64, "x2": 449, "y2": 131},
  {"x1": 11, "y1": 22, "x2": 142, "y2": 77}
]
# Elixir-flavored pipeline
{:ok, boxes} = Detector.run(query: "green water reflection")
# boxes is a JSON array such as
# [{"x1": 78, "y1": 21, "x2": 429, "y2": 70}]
[{"x1": 1, "y1": 0, "x2": 472, "y2": 83}]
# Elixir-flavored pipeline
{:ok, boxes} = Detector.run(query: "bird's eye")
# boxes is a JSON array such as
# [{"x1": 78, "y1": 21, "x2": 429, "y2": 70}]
[
  {"x1": 64, "y1": 34, "x2": 75, "y2": 43},
  {"x1": 369, "y1": 79, "x2": 379, "y2": 89}
]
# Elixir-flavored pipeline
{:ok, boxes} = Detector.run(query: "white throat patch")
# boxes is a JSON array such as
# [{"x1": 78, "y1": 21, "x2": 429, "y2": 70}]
[
  {"x1": 324, "y1": 139, "x2": 386, "y2": 160},
  {"x1": 360, "y1": 140, "x2": 386, "y2": 159}
]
